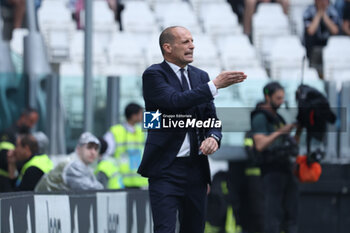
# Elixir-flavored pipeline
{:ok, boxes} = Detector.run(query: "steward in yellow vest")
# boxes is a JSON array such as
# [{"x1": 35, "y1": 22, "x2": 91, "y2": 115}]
[
  {"x1": 101, "y1": 103, "x2": 148, "y2": 188},
  {"x1": 8, "y1": 133, "x2": 53, "y2": 191}
]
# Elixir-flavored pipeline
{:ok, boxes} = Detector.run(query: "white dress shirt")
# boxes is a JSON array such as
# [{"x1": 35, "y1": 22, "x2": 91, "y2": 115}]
[{"x1": 165, "y1": 61, "x2": 218, "y2": 157}]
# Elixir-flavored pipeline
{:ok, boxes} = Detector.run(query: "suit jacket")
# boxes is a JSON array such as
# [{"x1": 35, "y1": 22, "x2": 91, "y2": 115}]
[{"x1": 137, "y1": 61, "x2": 222, "y2": 183}]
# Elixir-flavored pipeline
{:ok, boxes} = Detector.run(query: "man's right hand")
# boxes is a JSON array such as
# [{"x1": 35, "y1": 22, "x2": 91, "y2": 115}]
[
  {"x1": 213, "y1": 71, "x2": 247, "y2": 89},
  {"x1": 278, "y1": 123, "x2": 297, "y2": 135}
]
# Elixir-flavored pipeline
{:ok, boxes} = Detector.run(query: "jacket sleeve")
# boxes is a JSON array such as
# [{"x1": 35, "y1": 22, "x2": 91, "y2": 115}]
[
  {"x1": 63, "y1": 161, "x2": 104, "y2": 191},
  {"x1": 143, "y1": 69, "x2": 214, "y2": 112}
]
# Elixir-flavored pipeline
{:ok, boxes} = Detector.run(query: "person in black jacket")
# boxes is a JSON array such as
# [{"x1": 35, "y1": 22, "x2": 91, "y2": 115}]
[{"x1": 251, "y1": 82, "x2": 300, "y2": 233}]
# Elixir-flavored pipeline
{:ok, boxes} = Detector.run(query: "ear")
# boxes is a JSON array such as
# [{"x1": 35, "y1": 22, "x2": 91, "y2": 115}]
[{"x1": 163, "y1": 43, "x2": 172, "y2": 54}]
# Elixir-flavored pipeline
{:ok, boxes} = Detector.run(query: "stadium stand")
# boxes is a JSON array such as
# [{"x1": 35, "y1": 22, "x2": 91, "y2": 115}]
[
  {"x1": 199, "y1": 2, "x2": 242, "y2": 38},
  {"x1": 289, "y1": 0, "x2": 314, "y2": 38},
  {"x1": 323, "y1": 36, "x2": 350, "y2": 83},
  {"x1": 217, "y1": 34, "x2": 261, "y2": 70},
  {"x1": 270, "y1": 35, "x2": 308, "y2": 80},
  {"x1": 37, "y1": 0, "x2": 75, "y2": 62},
  {"x1": 252, "y1": 3, "x2": 291, "y2": 69}
]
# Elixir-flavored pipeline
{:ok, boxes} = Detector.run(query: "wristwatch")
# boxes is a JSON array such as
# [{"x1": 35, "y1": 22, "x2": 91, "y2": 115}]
[{"x1": 209, "y1": 134, "x2": 220, "y2": 143}]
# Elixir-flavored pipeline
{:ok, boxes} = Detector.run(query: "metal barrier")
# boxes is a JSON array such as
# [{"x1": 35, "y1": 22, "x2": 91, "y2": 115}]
[{"x1": 0, "y1": 189, "x2": 152, "y2": 233}]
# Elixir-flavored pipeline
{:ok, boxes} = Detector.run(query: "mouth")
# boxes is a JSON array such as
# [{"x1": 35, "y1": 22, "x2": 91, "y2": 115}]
[{"x1": 184, "y1": 52, "x2": 193, "y2": 58}]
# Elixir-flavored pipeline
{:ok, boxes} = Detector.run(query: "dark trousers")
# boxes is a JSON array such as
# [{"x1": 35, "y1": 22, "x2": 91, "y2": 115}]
[
  {"x1": 149, "y1": 157, "x2": 207, "y2": 233},
  {"x1": 263, "y1": 171, "x2": 299, "y2": 233}
]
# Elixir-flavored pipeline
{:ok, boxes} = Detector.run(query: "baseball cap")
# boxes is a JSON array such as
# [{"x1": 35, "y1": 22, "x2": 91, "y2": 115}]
[{"x1": 78, "y1": 132, "x2": 100, "y2": 148}]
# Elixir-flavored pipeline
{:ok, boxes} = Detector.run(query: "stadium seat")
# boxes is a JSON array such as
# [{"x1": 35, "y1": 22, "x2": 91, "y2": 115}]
[
  {"x1": 270, "y1": 35, "x2": 307, "y2": 79},
  {"x1": 107, "y1": 32, "x2": 147, "y2": 77},
  {"x1": 189, "y1": 0, "x2": 226, "y2": 15},
  {"x1": 10, "y1": 28, "x2": 28, "y2": 56},
  {"x1": 93, "y1": 0, "x2": 118, "y2": 44},
  {"x1": 191, "y1": 34, "x2": 220, "y2": 68},
  {"x1": 323, "y1": 36, "x2": 350, "y2": 82},
  {"x1": 252, "y1": 3, "x2": 291, "y2": 68},
  {"x1": 154, "y1": 2, "x2": 202, "y2": 33},
  {"x1": 122, "y1": 1, "x2": 159, "y2": 37},
  {"x1": 332, "y1": 69, "x2": 350, "y2": 91},
  {"x1": 145, "y1": 33, "x2": 164, "y2": 67},
  {"x1": 288, "y1": 0, "x2": 313, "y2": 38},
  {"x1": 37, "y1": 0, "x2": 75, "y2": 62},
  {"x1": 217, "y1": 35, "x2": 261, "y2": 70},
  {"x1": 69, "y1": 31, "x2": 109, "y2": 66},
  {"x1": 199, "y1": 3, "x2": 242, "y2": 38}
]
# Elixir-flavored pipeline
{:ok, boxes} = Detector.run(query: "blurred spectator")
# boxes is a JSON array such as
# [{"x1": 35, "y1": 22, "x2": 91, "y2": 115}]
[
  {"x1": 335, "y1": 0, "x2": 345, "y2": 18},
  {"x1": 106, "y1": 0, "x2": 124, "y2": 31},
  {"x1": 303, "y1": 0, "x2": 340, "y2": 68},
  {"x1": 94, "y1": 137, "x2": 123, "y2": 189},
  {"x1": 0, "y1": 109, "x2": 39, "y2": 192},
  {"x1": 0, "y1": 108, "x2": 39, "y2": 145},
  {"x1": 35, "y1": 132, "x2": 103, "y2": 192},
  {"x1": 101, "y1": 103, "x2": 147, "y2": 189},
  {"x1": 243, "y1": 0, "x2": 289, "y2": 36},
  {"x1": 7, "y1": 133, "x2": 53, "y2": 191},
  {"x1": 342, "y1": 0, "x2": 350, "y2": 35},
  {"x1": 0, "y1": 0, "x2": 42, "y2": 39},
  {"x1": 69, "y1": 0, "x2": 124, "y2": 30},
  {"x1": 0, "y1": 0, "x2": 25, "y2": 29},
  {"x1": 227, "y1": 0, "x2": 245, "y2": 22},
  {"x1": 0, "y1": 142, "x2": 14, "y2": 192}
]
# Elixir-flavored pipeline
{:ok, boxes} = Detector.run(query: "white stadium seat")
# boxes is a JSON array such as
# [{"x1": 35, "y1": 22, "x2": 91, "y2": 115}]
[
  {"x1": 37, "y1": 0, "x2": 75, "y2": 62},
  {"x1": 323, "y1": 36, "x2": 350, "y2": 82},
  {"x1": 252, "y1": 3, "x2": 291, "y2": 68},
  {"x1": 191, "y1": 34, "x2": 220, "y2": 68},
  {"x1": 199, "y1": 3, "x2": 242, "y2": 38},
  {"x1": 270, "y1": 35, "x2": 307, "y2": 79},
  {"x1": 217, "y1": 35, "x2": 261, "y2": 70}
]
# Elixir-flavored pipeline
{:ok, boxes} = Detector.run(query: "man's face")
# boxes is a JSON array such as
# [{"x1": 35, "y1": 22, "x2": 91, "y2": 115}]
[
  {"x1": 269, "y1": 89, "x2": 285, "y2": 110},
  {"x1": 77, "y1": 142, "x2": 99, "y2": 165},
  {"x1": 165, "y1": 27, "x2": 195, "y2": 67},
  {"x1": 315, "y1": 0, "x2": 329, "y2": 10},
  {"x1": 14, "y1": 137, "x2": 32, "y2": 161},
  {"x1": 133, "y1": 110, "x2": 143, "y2": 124},
  {"x1": 20, "y1": 112, "x2": 39, "y2": 129}
]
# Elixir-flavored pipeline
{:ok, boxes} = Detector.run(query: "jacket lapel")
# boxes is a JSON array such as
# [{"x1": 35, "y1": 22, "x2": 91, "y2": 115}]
[
  {"x1": 187, "y1": 65, "x2": 201, "y2": 89},
  {"x1": 160, "y1": 61, "x2": 183, "y2": 91}
]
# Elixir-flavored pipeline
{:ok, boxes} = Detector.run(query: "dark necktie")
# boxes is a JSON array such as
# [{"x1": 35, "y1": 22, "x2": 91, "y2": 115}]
[
  {"x1": 180, "y1": 68, "x2": 202, "y2": 156},
  {"x1": 180, "y1": 68, "x2": 189, "y2": 91}
]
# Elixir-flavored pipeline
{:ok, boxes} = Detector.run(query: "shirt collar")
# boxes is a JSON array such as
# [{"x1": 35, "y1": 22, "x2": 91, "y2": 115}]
[
  {"x1": 123, "y1": 122, "x2": 136, "y2": 133},
  {"x1": 165, "y1": 60, "x2": 188, "y2": 74}
]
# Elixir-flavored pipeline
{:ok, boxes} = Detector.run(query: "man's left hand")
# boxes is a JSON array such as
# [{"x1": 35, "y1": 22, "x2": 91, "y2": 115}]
[{"x1": 199, "y1": 137, "x2": 219, "y2": 155}]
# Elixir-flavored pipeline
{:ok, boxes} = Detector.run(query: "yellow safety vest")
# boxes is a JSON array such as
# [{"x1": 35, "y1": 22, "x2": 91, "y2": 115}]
[
  {"x1": 17, "y1": 154, "x2": 53, "y2": 185},
  {"x1": 109, "y1": 124, "x2": 148, "y2": 188},
  {"x1": 0, "y1": 141, "x2": 15, "y2": 177},
  {"x1": 0, "y1": 141, "x2": 15, "y2": 151},
  {"x1": 95, "y1": 158, "x2": 123, "y2": 189}
]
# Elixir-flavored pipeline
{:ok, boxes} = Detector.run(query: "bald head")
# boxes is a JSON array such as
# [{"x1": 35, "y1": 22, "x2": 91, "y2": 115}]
[
  {"x1": 159, "y1": 26, "x2": 180, "y2": 55},
  {"x1": 159, "y1": 26, "x2": 195, "y2": 68}
]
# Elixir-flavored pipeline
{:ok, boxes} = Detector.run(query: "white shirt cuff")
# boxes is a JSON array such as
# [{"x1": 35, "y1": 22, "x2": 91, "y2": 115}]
[{"x1": 208, "y1": 81, "x2": 218, "y2": 98}]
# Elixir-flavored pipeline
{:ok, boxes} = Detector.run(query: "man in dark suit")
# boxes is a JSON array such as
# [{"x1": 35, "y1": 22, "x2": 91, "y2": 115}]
[{"x1": 138, "y1": 26, "x2": 247, "y2": 233}]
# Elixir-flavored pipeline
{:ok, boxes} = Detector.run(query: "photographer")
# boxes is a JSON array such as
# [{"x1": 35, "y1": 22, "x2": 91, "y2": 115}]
[{"x1": 251, "y1": 82, "x2": 300, "y2": 233}]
